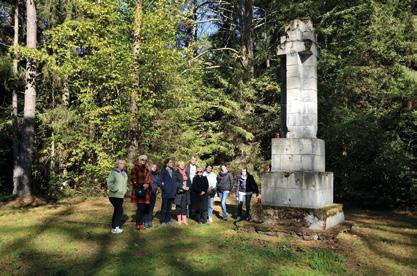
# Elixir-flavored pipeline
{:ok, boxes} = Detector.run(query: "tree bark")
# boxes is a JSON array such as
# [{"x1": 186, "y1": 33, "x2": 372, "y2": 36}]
[
  {"x1": 133, "y1": 0, "x2": 142, "y2": 59},
  {"x1": 12, "y1": 4, "x2": 20, "y2": 195},
  {"x1": 239, "y1": 0, "x2": 254, "y2": 79},
  {"x1": 128, "y1": 0, "x2": 142, "y2": 165},
  {"x1": 187, "y1": 0, "x2": 198, "y2": 50},
  {"x1": 16, "y1": 0, "x2": 37, "y2": 197}
]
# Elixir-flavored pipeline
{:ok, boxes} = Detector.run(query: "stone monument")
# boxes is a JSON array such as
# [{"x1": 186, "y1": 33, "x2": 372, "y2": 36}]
[{"x1": 254, "y1": 19, "x2": 344, "y2": 230}]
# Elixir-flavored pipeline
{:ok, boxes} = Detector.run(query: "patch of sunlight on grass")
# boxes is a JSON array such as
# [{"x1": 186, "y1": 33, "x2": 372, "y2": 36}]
[
  {"x1": 306, "y1": 249, "x2": 346, "y2": 274},
  {"x1": 2, "y1": 199, "x2": 417, "y2": 275}
]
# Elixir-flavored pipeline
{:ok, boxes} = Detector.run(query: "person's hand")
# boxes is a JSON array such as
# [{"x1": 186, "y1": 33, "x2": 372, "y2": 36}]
[
  {"x1": 200, "y1": 191, "x2": 205, "y2": 195},
  {"x1": 184, "y1": 187, "x2": 189, "y2": 191},
  {"x1": 143, "y1": 184, "x2": 149, "y2": 189}
]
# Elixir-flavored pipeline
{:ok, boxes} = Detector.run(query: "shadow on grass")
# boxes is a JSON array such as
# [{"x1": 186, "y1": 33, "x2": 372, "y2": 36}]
[
  {"x1": 213, "y1": 202, "x2": 240, "y2": 220},
  {"x1": 7, "y1": 199, "x2": 417, "y2": 275},
  {"x1": 115, "y1": 227, "x2": 224, "y2": 275},
  {"x1": 345, "y1": 210, "x2": 417, "y2": 273},
  {"x1": 2, "y1": 206, "x2": 118, "y2": 274},
  {"x1": 1, "y1": 201, "x2": 231, "y2": 275},
  {"x1": 346, "y1": 209, "x2": 417, "y2": 229},
  {"x1": 0, "y1": 199, "x2": 314, "y2": 275}
]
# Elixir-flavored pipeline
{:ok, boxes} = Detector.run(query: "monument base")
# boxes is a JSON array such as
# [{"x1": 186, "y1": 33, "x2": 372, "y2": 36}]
[
  {"x1": 262, "y1": 171, "x2": 334, "y2": 208},
  {"x1": 251, "y1": 203, "x2": 344, "y2": 230}
]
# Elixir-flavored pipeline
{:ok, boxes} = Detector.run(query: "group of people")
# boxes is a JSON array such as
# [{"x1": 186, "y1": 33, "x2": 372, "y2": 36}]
[{"x1": 106, "y1": 155, "x2": 259, "y2": 234}]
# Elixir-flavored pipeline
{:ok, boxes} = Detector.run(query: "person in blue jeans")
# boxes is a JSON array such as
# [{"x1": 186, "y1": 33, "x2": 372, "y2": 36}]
[
  {"x1": 236, "y1": 167, "x2": 259, "y2": 222},
  {"x1": 216, "y1": 164, "x2": 233, "y2": 221},
  {"x1": 203, "y1": 164, "x2": 217, "y2": 223},
  {"x1": 145, "y1": 164, "x2": 161, "y2": 228}
]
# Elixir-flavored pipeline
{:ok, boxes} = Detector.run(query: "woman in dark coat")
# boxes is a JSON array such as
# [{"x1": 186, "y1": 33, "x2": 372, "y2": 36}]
[
  {"x1": 236, "y1": 167, "x2": 259, "y2": 222},
  {"x1": 130, "y1": 155, "x2": 153, "y2": 230},
  {"x1": 176, "y1": 161, "x2": 191, "y2": 225},
  {"x1": 144, "y1": 163, "x2": 161, "y2": 228},
  {"x1": 190, "y1": 168, "x2": 209, "y2": 224}
]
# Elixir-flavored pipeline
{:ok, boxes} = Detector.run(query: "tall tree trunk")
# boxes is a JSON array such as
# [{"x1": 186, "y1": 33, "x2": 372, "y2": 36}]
[
  {"x1": 240, "y1": 0, "x2": 254, "y2": 80},
  {"x1": 16, "y1": 0, "x2": 37, "y2": 197},
  {"x1": 187, "y1": 0, "x2": 198, "y2": 50},
  {"x1": 128, "y1": 0, "x2": 142, "y2": 165},
  {"x1": 12, "y1": 4, "x2": 20, "y2": 195}
]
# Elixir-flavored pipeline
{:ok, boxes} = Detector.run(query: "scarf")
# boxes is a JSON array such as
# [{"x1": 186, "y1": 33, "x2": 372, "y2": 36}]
[{"x1": 178, "y1": 167, "x2": 188, "y2": 181}]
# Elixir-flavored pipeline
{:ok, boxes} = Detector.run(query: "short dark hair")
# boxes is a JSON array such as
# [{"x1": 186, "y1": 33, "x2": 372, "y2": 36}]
[
  {"x1": 241, "y1": 167, "x2": 249, "y2": 174},
  {"x1": 164, "y1": 158, "x2": 173, "y2": 166},
  {"x1": 206, "y1": 164, "x2": 213, "y2": 169}
]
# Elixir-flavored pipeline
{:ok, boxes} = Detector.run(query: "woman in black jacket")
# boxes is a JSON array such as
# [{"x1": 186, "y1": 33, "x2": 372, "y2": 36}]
[
  {"x1": 190, "y1": 168, "x2": 209, "y2": 224},
  {"x1": 236, "y1": 167, "x2": 259, "y2": 222}
]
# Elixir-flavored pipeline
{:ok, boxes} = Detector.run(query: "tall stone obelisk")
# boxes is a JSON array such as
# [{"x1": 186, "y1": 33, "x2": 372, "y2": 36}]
[{"x1": 258, "y1": 20, "x2": 344, "y2": 230}]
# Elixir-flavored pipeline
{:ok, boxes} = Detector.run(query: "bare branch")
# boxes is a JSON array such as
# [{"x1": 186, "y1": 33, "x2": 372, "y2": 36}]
[{"x1": 192, "y1": 47, "x2": 240, "y2": 60}]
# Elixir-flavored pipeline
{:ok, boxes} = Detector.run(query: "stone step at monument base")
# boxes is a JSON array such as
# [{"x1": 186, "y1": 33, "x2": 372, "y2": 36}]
[
  {"x1": 251, "y1": 203, "x2": 345, "y2": 230},
  {"x1": 271, "y1": 138, "x2": 325, "y2": 172},
  {"x1": 262, "y1": 171, "x2": 333, "y2": 208}
]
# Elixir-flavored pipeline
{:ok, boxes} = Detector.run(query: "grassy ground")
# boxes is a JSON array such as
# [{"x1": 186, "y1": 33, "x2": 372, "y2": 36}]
[{"x1": 0, "y1": 197, "x2": 416, "y2": 276}]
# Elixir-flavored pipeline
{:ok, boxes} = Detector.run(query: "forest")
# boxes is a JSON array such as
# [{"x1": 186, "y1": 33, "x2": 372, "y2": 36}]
[{"x1": 0, "y1": 0, "x2": 416, "y2": 208}]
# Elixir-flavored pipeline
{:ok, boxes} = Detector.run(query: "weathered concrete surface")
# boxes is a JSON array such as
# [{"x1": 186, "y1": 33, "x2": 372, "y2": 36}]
[
  {"x1": 259, "y1": 19, "x2": 344, "y2": 231},
  {"x1": 277, "y1": 19, "x2": 319, "y2": 139},
  {"x1": 261, "y1": 171, "x2": 333, "y2": 208},
  {"x1": 252, "y1": 203, "x2": 344, "y2": 230},
  {"x1": 271, "y1": 138, "x2": 325, "y2": 172}
]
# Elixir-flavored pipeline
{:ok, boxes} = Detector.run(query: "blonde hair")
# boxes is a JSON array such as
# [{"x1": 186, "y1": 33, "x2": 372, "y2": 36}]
[{"x1": 138, "y1": 155, "x2": 148, "y2": 161}]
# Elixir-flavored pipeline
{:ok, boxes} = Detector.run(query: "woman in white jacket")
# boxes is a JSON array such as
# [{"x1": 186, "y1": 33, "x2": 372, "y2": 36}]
[{"x1": 203, "y1": 164, "x2": 217, "y2": 223}]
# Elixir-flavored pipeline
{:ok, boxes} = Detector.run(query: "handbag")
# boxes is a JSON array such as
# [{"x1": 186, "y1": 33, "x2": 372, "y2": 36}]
[
  {"x1": 177, "y1": 181, "x2": 187, "y2": 194},
  {"x1": 135, "y1": 186, "x2": 147, "y2": 198},
  {"x1": 209, "y1": 187, "x2": 217, "y2": 198}
]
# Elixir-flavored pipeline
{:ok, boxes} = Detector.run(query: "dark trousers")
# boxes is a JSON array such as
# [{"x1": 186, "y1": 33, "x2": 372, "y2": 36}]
[
  {"x1": 136, "y1": 203, "x2": 149, "y2": 226},
  {"x1": 195, "y1": 210, "x2": 208, "y2": 223},
  {"x1": 160, "y1": 197, "x2": 174, "y2": 223},
  {"x1": 145, "y1": 193, "x2": 157, "y2": 226},
  {"x1": 237, "y1": 194, "x2": 252, "y2": 218},
  {"x1": 109, "y1": 197, "x2": 124, "y2": 229}
]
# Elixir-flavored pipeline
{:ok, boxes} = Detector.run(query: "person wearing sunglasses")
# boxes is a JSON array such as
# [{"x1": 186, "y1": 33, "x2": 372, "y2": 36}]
[{"x1": 190, "y1": 168, "x2": 209, "y2": 224}]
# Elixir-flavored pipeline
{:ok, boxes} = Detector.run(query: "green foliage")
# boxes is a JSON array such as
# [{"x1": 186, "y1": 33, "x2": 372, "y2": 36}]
[
  {"x1": 253, "y1": 0, "x2": 417, "y2": 207},
  {"x1": 316, "y1": 0, "x2": 417, "y2": 207},
  {"x1": 33, "y1": 0, "x2": 135, "y2": 194},
  {"x1": 0, "y1": 0, "x2": 415, "y2": 206}
]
